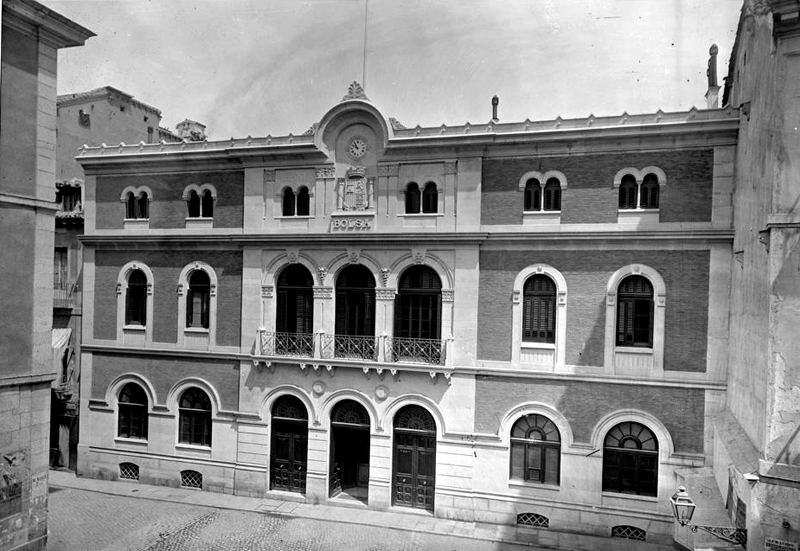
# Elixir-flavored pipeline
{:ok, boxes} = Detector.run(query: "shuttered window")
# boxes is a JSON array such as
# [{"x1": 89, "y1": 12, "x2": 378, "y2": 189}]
[
  {"x1": 395, "y1": 266, "x2": 441, "y2": 340},
  {"x1": 335, "y1": 265, "x2": 375, "y2": 336},
  {"x1": 616, "y1": 275, "x2": 653, "y2": 347},
  {"x1": 277, "y1": 265, "x2": 314, "y2": 334},
  {"x1": 522, "y1": 275, "x2": 556, "y2": 343}
]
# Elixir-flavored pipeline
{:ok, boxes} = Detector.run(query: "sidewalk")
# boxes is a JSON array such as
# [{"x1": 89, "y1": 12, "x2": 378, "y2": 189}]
[{"x1": 47, "y1": 470, "x2": 527, "y2": 548}]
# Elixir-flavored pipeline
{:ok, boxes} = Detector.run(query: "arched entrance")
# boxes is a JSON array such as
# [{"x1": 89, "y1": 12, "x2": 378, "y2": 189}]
[
  {"x1": 270, "y1": 395, "x2": 308, "y2": 493},
  {"x1": 392, "y1": 405, "x2": 436, "y2": 511},
  {"x1": 329, "y1": 400, "x2": 370, "y2": 502}
]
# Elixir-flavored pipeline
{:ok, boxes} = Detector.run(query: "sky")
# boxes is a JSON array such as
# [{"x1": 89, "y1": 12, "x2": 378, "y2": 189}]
[{"x1": 48, "y1": 0, "x2": 742, "y2": 140}]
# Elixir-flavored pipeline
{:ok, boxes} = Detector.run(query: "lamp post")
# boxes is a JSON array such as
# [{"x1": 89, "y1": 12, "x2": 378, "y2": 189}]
[{"x1": 670, "y1": 486, "x2": 748, "y2": 548}]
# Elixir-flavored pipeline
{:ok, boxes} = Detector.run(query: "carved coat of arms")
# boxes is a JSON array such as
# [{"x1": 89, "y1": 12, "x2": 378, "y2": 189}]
[{"x1": 337, "y1": 167, "x2": 373, "y2": 211}]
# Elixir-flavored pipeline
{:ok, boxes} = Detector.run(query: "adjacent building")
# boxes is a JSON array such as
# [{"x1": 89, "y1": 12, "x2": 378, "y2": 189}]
[{"x1": 0, "y1": 1, "x2": 93, "y2": 549}]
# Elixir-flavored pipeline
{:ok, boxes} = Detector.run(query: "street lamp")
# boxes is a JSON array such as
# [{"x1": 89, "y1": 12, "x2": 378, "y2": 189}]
[{"x1": 670, "y1": 486, "x2": 747, "y2": 548}]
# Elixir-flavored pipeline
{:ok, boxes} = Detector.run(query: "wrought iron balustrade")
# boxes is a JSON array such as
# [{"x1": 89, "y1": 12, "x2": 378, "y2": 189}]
[
  {"x1": 385, "y1": 337, "x2": 446, "y2": 366},
  {"x1": 259, "y1": 331, "x2": 314, "y2": 358},
  {"x1": 321, "y1": 334, "x2": 378, "y2": 361}
]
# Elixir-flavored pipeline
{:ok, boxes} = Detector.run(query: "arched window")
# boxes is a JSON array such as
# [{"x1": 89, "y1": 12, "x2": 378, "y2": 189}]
[
  {"x1": 118, "y1": 383, "x2": 148, "y2": 439},
  {"x1": 179, "y1": 388, "x2": 212, "y2": 447},
  {"x1": 405, "y1": 182, "x2": 421, "y2": 214},
  {"x1": 335, "y1": 265, "x2": 376, "y2": 359},
  {"x1": 602, "y1": 422, "x2": 658, "y2": 496},
  {"x1": 616, "y1": 276, "x2": 654, "y2": 347},
  {"x1": 522, "y1": 275, "x2": 556, "y2": 343},
  {"x1": 395, "y1": 266, "x2": 441, "y2": 341},
  {"x1": 187, "y1": 190, "x2": 201, "y2": 218},
  {"x1": 282, "y1": 187, "x2": 296, "y2": 216},
  {"x1": 524, "y1": 179, "x2": 541, "y2": 212},
  {"x1": 422, "y1": 182, "x2": 438, "y2": 213},
  {"x1": 125, "y1": 269, "x2": 148, "y2": 326},
  {"x1": 186, "y1": 270, "x2": 210, "y2": 329},
  {"x1": 201, "y1": 189, "x2": 214, "y2": 217},
  {"x1": 296, "y1": 186, "x2": 310, "y2": 216},
  {"x1": 137, "y1": 192, "x2": 149, "y2": 218},
  {"x1": 618, "y1": 175, "x2": 638, "y2": 210},
  {"x1": 125, "y1": 192, "x2": 137, "y2": 219},
  {"x1": 277, "y1": 265, "x2": 314, "y2": 335},
  {"x1": 543, "y1": 178, "x2": 561, "y2": 211},
  {"x1": 640, "y1": 173, "x2": 659, "y2": 209},
  {"x1": 510, "y1": 414, "x2": 560, "y2": 485}
]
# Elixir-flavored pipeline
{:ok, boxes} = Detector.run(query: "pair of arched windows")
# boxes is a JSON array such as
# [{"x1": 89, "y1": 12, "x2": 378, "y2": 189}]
[
  {"x1": 520, "y1": 273, "x2": 653, "y2": 348},
  {"x1": 124, "y1": 190, "x2": 149, "y2": 219},
  {"x1": 117, "y1": 383, "x2": 211, "y2": 447},
  {"x1": 619, "y1": 173, "x2": 660, "y2": 210},
  {"x1": 186, "y1": 189, "x2": 214, "y2": 218},
  {"x1": 275, "y1": 264, "x2": 442, "y2": 341},
  {"x1": 510, "y1": 415, "x2": 658, "y2": 496},
  {"x1": 523, "y1": 178, "x2": 561, "y2": 212},
  {"x1": 123, "y1": 267, "x2": 212, "y2": 330},
  {"x1": 405, "y1": 182, "x2": 438, "y2": 214},
  {"x1": 282, "y1": 187, "x2": 310, "y2": 217}
]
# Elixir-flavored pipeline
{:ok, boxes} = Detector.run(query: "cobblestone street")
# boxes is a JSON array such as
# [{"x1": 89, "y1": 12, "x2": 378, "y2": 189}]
[{"x1": 46, "y1": 487, "x2": 540, "y2": 551}]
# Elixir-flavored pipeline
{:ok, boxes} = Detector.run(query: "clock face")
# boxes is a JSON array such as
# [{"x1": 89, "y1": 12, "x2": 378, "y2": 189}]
[{"x1": 348, "y1": 138, "x2": 367, "y2": 159}]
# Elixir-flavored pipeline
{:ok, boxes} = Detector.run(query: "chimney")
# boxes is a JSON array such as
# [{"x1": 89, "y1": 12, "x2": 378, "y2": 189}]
[
  {"x1": 491, "y1": 95, "x2": 499, "y2": 123},
  {"x1": 176, "y1": 119, "x2": 207, "y2": 141},
  {"x1": 705, "y1": 44, "x2": 720, "y2": 109}
]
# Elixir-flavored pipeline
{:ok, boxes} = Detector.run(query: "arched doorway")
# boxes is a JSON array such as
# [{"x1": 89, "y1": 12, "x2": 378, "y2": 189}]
[
  {"x1": 270, "y1": 395, "x2": 308, "y2": 493},
  {"x1": 392, "y1": 405, "x2": 436, "y2": 511},
  {"x1": 329, "y1": 400, "x2": 370, "y2": 502}
]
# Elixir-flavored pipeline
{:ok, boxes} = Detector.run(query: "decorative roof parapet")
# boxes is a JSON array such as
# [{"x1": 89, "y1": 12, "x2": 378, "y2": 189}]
[{"x1": 76, "y1": 105, "x2": 738, "y2": 159}]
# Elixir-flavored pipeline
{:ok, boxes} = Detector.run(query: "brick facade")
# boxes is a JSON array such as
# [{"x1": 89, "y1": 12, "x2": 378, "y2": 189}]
[
  {"x1": 475, "y1": 375, "x2": 706, "y2": 454},
  {"x1": 481, "y1": 149, "x2": 714, "y2": 225},
  {"x1": 90, "y1": 352, "x2": 240, "y2": 411},
  {"x1": 93, "y1": 249, "x2": 243, "y2": 346},
  {"x1": 477, "y1": 249, "x2": 710, "y2": 372},
  {"x1": 95, "y1": 170, "x2": 244, "y2": 229}
]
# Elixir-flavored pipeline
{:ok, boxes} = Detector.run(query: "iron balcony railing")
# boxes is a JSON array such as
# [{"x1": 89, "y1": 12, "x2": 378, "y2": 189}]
[
  {"x1": 254, "y1": 330, "x2": 448, "y2": 366},
  {"x1": 320, "y1": 334, "x2": 378, "y2": 361},
  {"x1": 53, "y1": 282, "x2": 77, "y2": 309},
  {"x1": 258, "y1": 331, "x2": 315, "y2": 358},
  {"x1": 385, "y1": 336, "x2": 445, "y2": 366}
]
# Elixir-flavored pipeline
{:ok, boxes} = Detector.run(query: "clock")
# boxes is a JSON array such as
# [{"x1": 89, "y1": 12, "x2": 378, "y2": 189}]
[{"x1": 348, "y1": 138, "x2": 368, "y2": 159}]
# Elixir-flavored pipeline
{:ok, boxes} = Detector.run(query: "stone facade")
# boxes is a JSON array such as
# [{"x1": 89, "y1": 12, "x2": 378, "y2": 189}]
[
  {"x1": 0, "y1": 1, "x2": 93, "y2": 550},
  {"x1": 74, "y1": 75, "x2": 743, "y2": 550}
]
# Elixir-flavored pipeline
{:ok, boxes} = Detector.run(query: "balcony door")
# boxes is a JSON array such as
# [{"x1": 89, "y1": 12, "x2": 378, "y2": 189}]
[{"x1": 334, "y1": 265, "x2": 375, "y2": 359}]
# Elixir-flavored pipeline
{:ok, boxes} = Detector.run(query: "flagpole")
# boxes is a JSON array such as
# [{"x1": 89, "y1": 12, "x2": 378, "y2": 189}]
[{"x1": 362, "y1": 0, "x2": 369, "y2": 90}]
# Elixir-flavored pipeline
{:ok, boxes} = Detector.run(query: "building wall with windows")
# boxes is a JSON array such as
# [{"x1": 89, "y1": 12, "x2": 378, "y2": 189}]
[
  {"x1": 0, "y1": 1, "x2": 93, "y2": 549},
  {"x1": 76, "y1": 82, "x2": 738, "y2": 550}
]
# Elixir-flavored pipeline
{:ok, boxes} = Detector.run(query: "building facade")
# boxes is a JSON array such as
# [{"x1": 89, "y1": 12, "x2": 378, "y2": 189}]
[
  {"x1": 50, "y1": 86, "x2": 182, "y2": 471},
  {"x1": 75, "y1": 79, "x2": 740, "y2": 549},
  {"x1": 0, "y1": 1, "x2": 93, "y2": 550}
]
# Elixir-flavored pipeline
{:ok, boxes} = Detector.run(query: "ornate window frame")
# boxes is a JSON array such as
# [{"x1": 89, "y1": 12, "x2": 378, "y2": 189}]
[
  {"x1": 116, "y1": 261, "x2": 154, "y2": 346},
  {"x1": 511, "y1": 264, "x2": 567, "y2": 370},
  {"x1": 518, "y1": 171, "x2": 567, "y2": 225},
  {"x1": 120, "y1": 185, "x2": 152, "y2": 229},
  {"x1": 182, "y1": 183, "x2": 216, "y2": 228},
  {"x1": 399, "y1": 178, "x2": 444, "y2": 217},
  {"x1": 176, "y1": 261, "x2": 218, "y2": 350},
  {"x1": 276, "y1": 184, "x2": 315, "y2": 219},
  {"x1": 603, "y1": 265, "x2": 666, "y2": 376},
  {"x1": 614, "y1": 167, "x2": 666, "y2": 222},
  {"x1": 107, "y1": 374, "x2": 156, "y2": 445}
]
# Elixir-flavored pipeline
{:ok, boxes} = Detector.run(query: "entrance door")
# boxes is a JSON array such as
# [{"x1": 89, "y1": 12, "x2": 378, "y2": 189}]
[
  {"x1": 270, "y1": 395, "x2": 308, "y2": 493},
  {"x1": 329, "y1": 400, "x2": 370, "y2": 502},
  {"x1": 392, "y1": 405, "x2": 436, "y2": 511}
]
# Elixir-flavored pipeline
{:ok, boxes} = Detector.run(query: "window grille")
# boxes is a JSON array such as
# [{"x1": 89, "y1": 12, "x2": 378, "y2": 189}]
[
  {"x1": 180, "y1": 470, "x2": 203, "y2": 489},
  {"x1": 331, "y1": 400, "x2": 370, "y2": 427},
  {"x1": 272, "y1": 395, "x2": 308, "y2": 421},
  {"x1": 119, "y1": 462, "x2": 140, "y2": 480},
  {"x1": 611, "y1": 525, "x2": 646, "y2": 541},
  {"x1": 395, "y1": 405, "x2": 436, "y2": 432},
  {"x1": 517, "y1": 513, "x2": 549, "y2": 528}
]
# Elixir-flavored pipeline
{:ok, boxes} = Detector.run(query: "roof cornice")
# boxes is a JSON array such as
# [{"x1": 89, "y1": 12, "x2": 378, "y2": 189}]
[{"x1": 3, "y1": 0, "x2": 95, "y2": 48}]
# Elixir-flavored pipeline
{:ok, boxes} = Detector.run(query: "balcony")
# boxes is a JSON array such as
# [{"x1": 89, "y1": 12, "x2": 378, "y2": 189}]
[
  {"x1": 253, "y1": 330, "x2": 451, "y2": 376},
  {"x1": 53, "y1": 283, "x2": 77, "y2": 309}
]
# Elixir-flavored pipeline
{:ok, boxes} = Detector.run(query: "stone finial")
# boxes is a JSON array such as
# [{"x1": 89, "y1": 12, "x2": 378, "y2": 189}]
[
  {"x1": 707, "y1": 44, "x2": 719, "y2": 88},
  {"x1": 342, "y1": 81, "x2": 369, "y2": 102}
]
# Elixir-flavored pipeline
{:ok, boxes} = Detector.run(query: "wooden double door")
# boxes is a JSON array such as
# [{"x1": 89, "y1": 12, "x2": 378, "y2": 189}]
[
  {"x1": 392, "y1": 405, "x2": 437, "y2": 512},
  {"x1": 270, "y1": 418, "x2": 307, "y2": 493}
]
